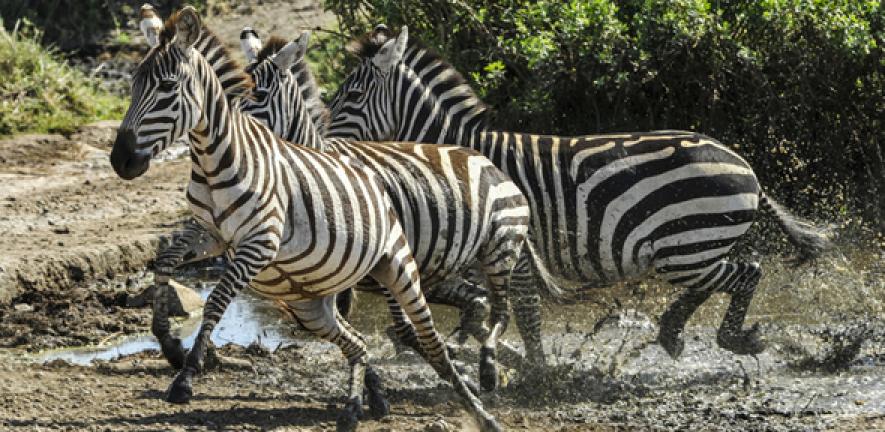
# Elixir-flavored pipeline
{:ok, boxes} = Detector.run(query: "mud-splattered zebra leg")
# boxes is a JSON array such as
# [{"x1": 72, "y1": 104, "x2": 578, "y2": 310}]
[
  {"x1": 656, "y1": 260, "x2": 765, "y2": 359},
  {"x1": 510, "y1": 251, "x2": 545, "y2": 367},
  {"x1": 426, "y1": 276, "x2": 490, "y2": 345},
  {"x1": 368, "y1": 219, "x2": 500, "y2": 432},
  {"x1": 152, "y1": 220, "x2": 224, "y2": 369},
  {"x1": 478, "y1": 239, "x2": 525, "y2": 392},
  {"x1": 166, "y1": 239, "x2": 275, "y2": 405},
  {"x1": 285, "y1": 297, "x2": 390, "y2": 430},
  {"x1": 714, "y1": 262, "x2": 764, "y2": 354}
]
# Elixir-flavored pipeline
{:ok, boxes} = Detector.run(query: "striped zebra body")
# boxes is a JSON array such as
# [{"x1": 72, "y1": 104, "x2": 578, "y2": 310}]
[
  {"x1": 237, "y1": 34, "x2": 531, "y2": 388},
  {"x1": 111, "y1": 9, "x2": 500, "y2": 432},
  {"x1": 326, "y1": 27, "x2": 830, "y2": 368}
]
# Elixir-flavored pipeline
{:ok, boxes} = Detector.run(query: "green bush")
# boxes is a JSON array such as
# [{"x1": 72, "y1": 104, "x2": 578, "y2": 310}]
[
  {"x1": 326, "y1": 0, "x2": 884, "y2": 229},
  {"x1": 0, "y1": 1, "x2": 209, "y2": 51},
  {"x1": 0, "y1": 19, "x2": 126, "y2": 137}
]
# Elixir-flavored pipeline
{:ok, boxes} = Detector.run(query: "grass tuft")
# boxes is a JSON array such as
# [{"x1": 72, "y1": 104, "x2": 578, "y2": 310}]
[{"x1": 0, "y1": 19, "x2": 125, "y2": 137}]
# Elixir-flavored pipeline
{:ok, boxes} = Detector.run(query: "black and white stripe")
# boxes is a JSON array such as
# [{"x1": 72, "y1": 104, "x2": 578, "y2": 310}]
[
  {"x1": 111, "y1": 9, "x2": 500, "y2": 431},
  {"x1": 326, "y1": 26, "x2": 830, "y2": 366},
  {"x1": 237, "y1": 33, "x2": 533, "y2": 388}
]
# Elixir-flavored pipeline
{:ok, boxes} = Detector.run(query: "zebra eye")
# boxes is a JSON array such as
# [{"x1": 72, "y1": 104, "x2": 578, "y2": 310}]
[
  {"x1": 346, "y1": 88, "x2": 363, "y2": 100},
  {"x1": 253, "y1": 89, "x2": 268, "y2": 99},
  {"x1": 158, "y1": 80, "x2": 177, "y2": 92}
]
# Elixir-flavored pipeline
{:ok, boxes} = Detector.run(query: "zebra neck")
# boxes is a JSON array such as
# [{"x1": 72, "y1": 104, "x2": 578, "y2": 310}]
[
  {"x1": 392, "y1": 61, "x2": 488, "y2": 150},
  {"x1": 282, "y1": 102, "x2": 326, "y2": 151},
  {"x1": 291, "y1": 59, "x2": 329, "y2": 137},
  {"x1": 187, "y1": 68, "x2": 245, "y2": 179}
]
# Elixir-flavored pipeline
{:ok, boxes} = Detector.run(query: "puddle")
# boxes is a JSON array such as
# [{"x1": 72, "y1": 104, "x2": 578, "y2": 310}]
[{"x1": 36, "y1": 277, "x2": 462, "y2": 366}]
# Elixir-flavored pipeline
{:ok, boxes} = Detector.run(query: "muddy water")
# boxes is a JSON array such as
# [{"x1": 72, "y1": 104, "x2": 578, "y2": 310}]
[
  {"x1": 36, "y1": 277, "x2": 463, "y2": 366},
  {"x1": 23, "y1": 246, "x2": 885, "y2": 429}
]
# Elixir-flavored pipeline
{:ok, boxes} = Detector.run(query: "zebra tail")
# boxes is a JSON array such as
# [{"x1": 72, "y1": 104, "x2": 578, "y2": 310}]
[
  {"x1": 522, "y1": 238, "x2": 571, "y2": 302},
  {"x1": 759, "y1": 192, "x2": 831, "y2": 265}
]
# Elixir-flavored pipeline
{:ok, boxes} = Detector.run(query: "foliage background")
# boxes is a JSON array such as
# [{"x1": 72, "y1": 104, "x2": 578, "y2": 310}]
[{"x1": 325, "y1": 0, "x2": 884, "y2": 231}]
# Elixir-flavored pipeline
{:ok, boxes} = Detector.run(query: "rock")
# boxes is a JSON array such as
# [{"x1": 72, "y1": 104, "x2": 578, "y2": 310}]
[
  {"x1": 123, "y1": 280, "x2": 203, "y2": 316},
  {"x1": 13, "y1": 303, "x2": 33, "y2": 312},
  {"x1": 424, "y1": 418, "x2": 453, "y2": 432},
  {"x1": 168, "y1": 279, "x2": 204, "y2": 316}
]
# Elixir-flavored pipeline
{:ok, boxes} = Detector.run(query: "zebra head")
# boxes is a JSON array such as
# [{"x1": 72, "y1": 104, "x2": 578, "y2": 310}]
[
  {"x1": 240, "y1": 33, "x2": 310, "y2": 139},
  {"x1": 327, "y1": 26, "x2": 409, "y2": 141},
  {"x1": 111, "y1": 6, "x2": 204, "y2": 180}
]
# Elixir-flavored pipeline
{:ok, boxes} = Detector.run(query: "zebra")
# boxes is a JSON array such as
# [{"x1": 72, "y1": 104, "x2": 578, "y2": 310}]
[
  {"x1": 138, "y1": 15, "x2": 535, "y2": 388},
  {"x1": 109, "y1": 8, "x2": 501, "y2": 431},
  {"x1": 235, "y1": 31, "x2": 529, "y2": 389},
  {"x1": 327, "y1": 26, "x2": 831, "y2": 374}
]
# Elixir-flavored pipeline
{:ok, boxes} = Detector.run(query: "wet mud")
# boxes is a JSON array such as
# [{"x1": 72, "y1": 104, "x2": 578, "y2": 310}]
[{"x1": 0, "y1": 248, "x2": 881, "y2": 431}]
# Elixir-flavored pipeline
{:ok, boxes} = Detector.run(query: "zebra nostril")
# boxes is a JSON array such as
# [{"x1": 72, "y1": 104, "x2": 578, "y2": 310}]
[{"x1": 110, "y1": 128, "x2": 150, "y2": 180}]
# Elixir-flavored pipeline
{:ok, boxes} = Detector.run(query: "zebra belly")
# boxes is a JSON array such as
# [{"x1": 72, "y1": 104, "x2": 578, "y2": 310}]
[{"x1": 249, "y1": 259, "x2": 371, "y2": 301}]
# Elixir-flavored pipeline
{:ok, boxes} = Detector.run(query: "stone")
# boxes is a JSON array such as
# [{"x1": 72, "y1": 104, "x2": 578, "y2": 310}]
[{"x1": 124, "y1": 280, "x2": 203, "y2": 316}]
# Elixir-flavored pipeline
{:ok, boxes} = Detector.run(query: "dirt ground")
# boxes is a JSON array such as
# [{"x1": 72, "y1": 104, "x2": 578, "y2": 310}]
[{"x1": 1, "y1": 1, "x2": 883, "y2": 430}]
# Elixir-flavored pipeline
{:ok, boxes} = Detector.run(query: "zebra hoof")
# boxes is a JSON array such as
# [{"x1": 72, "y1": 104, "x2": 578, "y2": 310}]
[
  {"x1": 165, "y1": 372, "x2": 193, "y2": 404},
  {"x1": 366, "y1": 390, "x2": 389, "y2": 419},
  {"x1": 717, "y1": 323, "x2": 766, "y2": 355},
  {"x1": 335, "y1": 397, "x2": 362, "y2": 432},
  {"x1": 479, "y1": 346, "x2": 499, "y2": 392},
  {"x1": 657, "y1": 331, "x2": 685, "y2": 360},
  {"x1": 160, "y1": 337, "x2": 186, "y2": 370},
  {"x1": 479, "y1": 415, "x2": 503, "y2": 432}
]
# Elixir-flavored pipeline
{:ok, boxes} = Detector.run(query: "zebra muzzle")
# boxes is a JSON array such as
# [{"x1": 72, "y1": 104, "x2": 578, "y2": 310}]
[{"x1": 110, "y1": 129, "x2": 152, "y2": 180}]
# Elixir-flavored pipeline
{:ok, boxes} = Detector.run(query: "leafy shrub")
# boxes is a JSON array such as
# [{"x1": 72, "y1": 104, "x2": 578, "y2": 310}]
[
  {"x1": 0, "y1": 19, "x2": 126, "y2": 137},
  {"x1": 325, "y1": 0, "x2": 884, "y2": 230}
]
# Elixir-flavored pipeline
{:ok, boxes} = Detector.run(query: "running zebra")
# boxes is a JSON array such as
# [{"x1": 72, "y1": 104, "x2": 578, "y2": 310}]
[
  {"x1": 236, "y1": 32, "x2": 537, "y2": 387},
  {"x1": 137, "y1": 15, "x2": 534, "y2": 388},
  {"x1": 110, "y1": 8, "x2": 500, "y2": 431},
  {"x1": 327, "y1": 26, "x2": 831, "y2": 369}
]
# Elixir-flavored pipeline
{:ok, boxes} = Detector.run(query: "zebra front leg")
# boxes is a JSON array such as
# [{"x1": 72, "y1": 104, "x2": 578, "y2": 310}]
[
  {"x1": 368, "y1": 234, "x2": 500, "y2": 432},
  {"x1": 286, "y1": 297, "x2": 384, "y2": 430},
  {"x1": 166, "y1": 242, "x2": 274, "y2": 404},
  {"x1": 152, "y1": 221, "x2": 224, "y2": 368},
  {"x1": 715, "y1": 262, "x2": 765, "y2": 355}
]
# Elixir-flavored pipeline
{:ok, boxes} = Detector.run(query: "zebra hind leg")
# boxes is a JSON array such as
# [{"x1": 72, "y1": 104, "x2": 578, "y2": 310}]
[
  {"x1": 510, "y1": 252, "x2": 545, "y2": 367},
  {"x1": 715, "y1": 262, "x2": 765, "y2": 355},
  {"x1": 477, "y1": 232, "x2": 524, "y2": 392},
  {"x1": 286, "y1": 297, "x2": 374, "y2": 431},
  {"x1": 656, "y1": 260, "x2": 765, "y2": 359},
  {"x1": 369, "y1": 232, "x2": 500, "y2": 432},
  {"x1": 656, "y1": 288, "x2": 713, "y2": 359},
  {"x1": 381, "y1": 289, "x2": 471, "y2": 384},
  {"x1": 426, "y1": 277, "x2": 490, "y2": 346},
  {"x1": 337, "y1": 310, "x2": 390, "y2": 418}
]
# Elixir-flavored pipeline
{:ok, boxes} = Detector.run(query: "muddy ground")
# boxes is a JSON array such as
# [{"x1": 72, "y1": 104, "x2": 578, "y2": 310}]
[
  {"x1": 1, "y1": 1, "x2": 884, "y2": 430},
  {"x1": 0, "y1": 123, "x2": 882, "y2": 431}
]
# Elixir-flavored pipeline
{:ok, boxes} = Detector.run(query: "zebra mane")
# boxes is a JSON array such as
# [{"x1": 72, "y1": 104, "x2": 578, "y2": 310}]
[
  {"x1": 252, "y1": 35, "x2": 289, "y2": 64},
  {"x1": 350, "y1": 28, "x2": 491, "y2": 130},
  {"x1": 250, "y1": 35, "x2": 330, "y2": 136},
  {"x1": 142, "y1": 10, "x2": 254, "y2": 100}
]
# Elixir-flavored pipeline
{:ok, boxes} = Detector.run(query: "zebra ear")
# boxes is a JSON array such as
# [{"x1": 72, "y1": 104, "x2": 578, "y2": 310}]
[
  {"x1": 174, "y1": 6, "x2": 201, "y2": 51},
  {"x1": 272, "y1": 33, "x2": 308, "y2": 71},
  {"x1": 372, "y1": 25, "x2": 408, "y2": 70},
  {"x1": 240, "y1": 27, "x2": 262, "y2": 63}
]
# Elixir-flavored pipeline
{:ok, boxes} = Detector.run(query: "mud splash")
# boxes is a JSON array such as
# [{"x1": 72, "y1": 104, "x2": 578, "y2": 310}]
[{"x1": 35, "y1": 278, "x2": 464, "y2": 366}]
